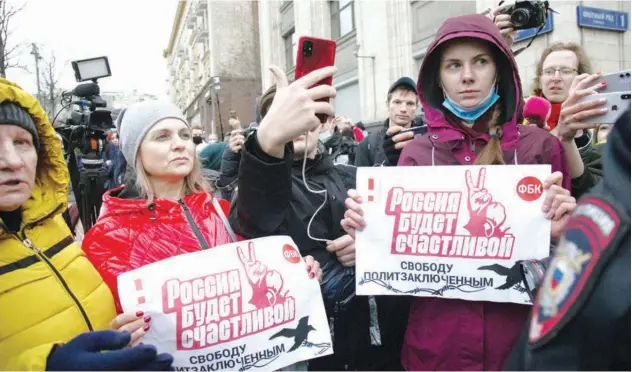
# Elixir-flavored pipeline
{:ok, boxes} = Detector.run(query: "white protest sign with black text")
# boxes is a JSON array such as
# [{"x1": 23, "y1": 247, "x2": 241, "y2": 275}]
[
  {"x1": 356, "y1": 165, "x2": 551, "y2": 305},
  {"x1": 118, "y1": 236, "x2": 332, "y2": 371}
]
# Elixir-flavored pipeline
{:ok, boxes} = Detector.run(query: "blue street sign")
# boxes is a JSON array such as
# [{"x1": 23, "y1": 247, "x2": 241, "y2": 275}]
[
  {"x1": 576, "y1": 6, "x2": 628, "y2": 32},
  {"x1": 514, "y1": 11, "x2": 554, "y2": 43}
]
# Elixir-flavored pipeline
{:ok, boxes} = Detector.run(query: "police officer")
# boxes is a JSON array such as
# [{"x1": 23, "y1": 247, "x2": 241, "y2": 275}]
[{"x1": 507, "y1": 107, "x2": 631, "y2": 370}]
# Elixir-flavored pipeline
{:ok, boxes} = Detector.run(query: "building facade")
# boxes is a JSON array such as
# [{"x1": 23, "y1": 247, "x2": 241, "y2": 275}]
[
  {"x1": 164, "y1": 0, "x2": 262, "y2": 138},
  {"x1": 258, "y1": 0, "x2": 631, "y2": 126},
  {"x1": 101, "y1": 90, "x2": 158, "y2": 110}
]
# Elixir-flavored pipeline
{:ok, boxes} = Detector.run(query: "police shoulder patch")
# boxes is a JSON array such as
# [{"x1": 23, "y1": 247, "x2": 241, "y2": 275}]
[{"x1": 528, "y1": 197, "x2": 628, "y2": 348}]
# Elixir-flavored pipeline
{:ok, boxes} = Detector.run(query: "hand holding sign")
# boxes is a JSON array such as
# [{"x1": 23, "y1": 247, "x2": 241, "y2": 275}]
[
  {"x1": 109, "y1": 310, "x2": 151, "y2": 346},
  {"x1": 326, "y1": 235, "x2": 356, "y2": 267},
  {"x1": 341, "y1": 189, "x2": 366, "y2": 239},
  {"x1": 541, "y1": 172, "x2": 577, "y2": 239}
]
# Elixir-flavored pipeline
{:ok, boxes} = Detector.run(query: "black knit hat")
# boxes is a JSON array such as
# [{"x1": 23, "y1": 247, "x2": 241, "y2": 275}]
[{"x1": 0, "y1": 101, "x2": 39, "y2": 150}]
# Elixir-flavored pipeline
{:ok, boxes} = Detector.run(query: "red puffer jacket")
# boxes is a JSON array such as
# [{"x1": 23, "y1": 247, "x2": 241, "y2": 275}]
[{"x1": 82, "y1": 186, "x2": 236, "y2": 312}]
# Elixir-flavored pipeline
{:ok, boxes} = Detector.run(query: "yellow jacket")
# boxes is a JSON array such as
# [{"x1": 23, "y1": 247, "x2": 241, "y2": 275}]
[{"x1": 0, "y1": 79, "x2": 116, "y2": 370}]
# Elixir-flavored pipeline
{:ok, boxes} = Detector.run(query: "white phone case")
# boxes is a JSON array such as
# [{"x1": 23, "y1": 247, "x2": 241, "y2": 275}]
[
  {"x1": 577, "y1": 92, "x2": 631, "y2": 125},
  {"x1": 596, "y1": 70, "x2": 631, "y2": 94}
]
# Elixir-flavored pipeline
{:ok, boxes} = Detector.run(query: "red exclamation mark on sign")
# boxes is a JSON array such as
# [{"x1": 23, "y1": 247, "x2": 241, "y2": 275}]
[
  {"x1": 368, "y1": 178, "x2": 375, "y2": 202},
  {"x1": 135, "y1": 278, "x2": 146, "y2": 305}
]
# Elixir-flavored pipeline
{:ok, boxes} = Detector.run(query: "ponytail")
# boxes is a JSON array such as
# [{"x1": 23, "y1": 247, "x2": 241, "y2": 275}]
[{"x1": 474, "y1": 105, "x2": 505, "y2": 165}]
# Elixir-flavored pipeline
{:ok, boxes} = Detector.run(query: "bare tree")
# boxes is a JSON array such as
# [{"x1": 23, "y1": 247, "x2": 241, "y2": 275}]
[
  {"x1": 0, "y1": 0, "x2": 27, "y2": 78},
  {"x1": 40, "y1": 50, "x2": 65, "y2": 118}
]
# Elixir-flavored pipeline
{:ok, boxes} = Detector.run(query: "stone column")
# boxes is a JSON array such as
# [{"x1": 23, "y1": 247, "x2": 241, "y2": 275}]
[
  {"x1": 355, "y1": 0, "x2": 414, "y2": 123},
  {"x1": 385, "y1": 0, "x2": 414, "y2": 82},
  {"x1": 258, "y1": 0, "x2": 285, "y2": 90}
]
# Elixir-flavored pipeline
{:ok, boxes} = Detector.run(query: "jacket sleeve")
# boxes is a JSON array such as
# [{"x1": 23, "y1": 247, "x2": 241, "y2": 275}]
[
  {"x1": 547, "y1": 135, "x2": 572, "y2": 191},
  {"x1": 571, "y1": 142, "x2": 604, "y2": 198},
  {"x1": 354, "y1": 137, "x2": 372, "y2": 167},
  {"x1": 217, "y1": 146, "x2": 241, "y2": 197},
  {"x1": 2, "y1": 342, "x2": 57, "y2": 371},
  {"x1": 229, "y1": 133, "x2": 293, "y2": 239},
  {"x1": 82, "y1": 222, "x2": 124, "y2": 313}
]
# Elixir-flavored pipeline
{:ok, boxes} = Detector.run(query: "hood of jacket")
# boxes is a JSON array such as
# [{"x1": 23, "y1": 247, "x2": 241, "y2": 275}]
[
  {"x1": 417, "y1": 14, "x2": 523, "y2": 150},
  {"x1": 0, "y1": 79, "x2": 68, "y2": 229},
  {"x1": 200, "y1": 142, "x2": 228, "y2": 171}
]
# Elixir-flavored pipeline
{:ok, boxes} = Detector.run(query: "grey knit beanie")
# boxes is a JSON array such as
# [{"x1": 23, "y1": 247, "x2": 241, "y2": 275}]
[
  {"x1": 115, "y1": 100, "x2": 188, "y2": 165},
  {"x1": 0, "y1": 101, "x2": 39, "y2": 150}
]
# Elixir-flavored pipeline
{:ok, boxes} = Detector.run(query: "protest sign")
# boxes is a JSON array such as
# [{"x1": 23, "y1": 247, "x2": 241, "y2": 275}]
[
  {"x1": 118, "y1": 236, "x2": 332, "y2": 371},
  {"x1": 356, "y1": 165, "x2": 552, "y2": 305}
]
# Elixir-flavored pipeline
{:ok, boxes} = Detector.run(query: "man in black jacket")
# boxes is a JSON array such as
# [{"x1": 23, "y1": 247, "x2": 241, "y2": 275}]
[
  {"x1": 229, "y1": 65, "x2": 406, "y2": 371},
  {"x1": 355, "y1": 77, "x2": 424, "y2": 167},
  {"x1": 506, "y1": 108, "x2": 630, "y2": 371}
]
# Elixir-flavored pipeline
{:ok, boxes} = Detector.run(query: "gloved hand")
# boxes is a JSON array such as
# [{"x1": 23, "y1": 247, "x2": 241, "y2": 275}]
[
  {"x1": 382, "y1": 134, "x2": 402, "y2": 166},
  {"x1": 47, "y1": 330, "x2": 174, "y2": 371}
]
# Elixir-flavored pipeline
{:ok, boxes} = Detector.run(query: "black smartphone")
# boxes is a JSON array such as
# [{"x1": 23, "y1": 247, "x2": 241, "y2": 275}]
[{"x1": 399, "y1": 126, "x2": 427, "y2": 136}]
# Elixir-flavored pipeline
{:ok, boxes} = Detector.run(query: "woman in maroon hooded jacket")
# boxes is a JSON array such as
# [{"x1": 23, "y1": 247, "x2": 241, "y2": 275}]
[{"x1": 341, "y1": 14, "x2": 576, "y2": 371}]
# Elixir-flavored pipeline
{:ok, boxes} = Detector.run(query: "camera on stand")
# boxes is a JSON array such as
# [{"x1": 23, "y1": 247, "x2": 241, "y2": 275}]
[
  {"x1": 54, "y1": 56, "x2": 113, "y2": 233},
  {"x1": 499, "y1": 0, "x2": 550, "y2": 30}
]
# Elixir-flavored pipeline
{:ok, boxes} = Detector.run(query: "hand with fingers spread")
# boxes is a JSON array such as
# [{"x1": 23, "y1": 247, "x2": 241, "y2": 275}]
[
  {"x1": 228, "y1": 129, "x2": 245, "y2": 153},
  {"x1": 541, "y1": 171, "x2": 576, "y2": 239},
  {"x1": 556, "y1": 73, "x2": 608, "y2": 142},
  {"x1": 341, "y1": 189, "x2": 366, "y2": 239},
  {"x1": 109, "y1": 310, "x2": 151, "y2": 346},
  {"x1": 382, "y1": 125, "x2": 415, "y2": 165},
  {"x1": 256, "y1": 65, "x2": 337, "y2": 158},
  {"x1": 493, "y1": 5, "x2": 517, "y2": 47},
  {"x1": 326, "y1": 234, "x2": 356, "y2": 267}
]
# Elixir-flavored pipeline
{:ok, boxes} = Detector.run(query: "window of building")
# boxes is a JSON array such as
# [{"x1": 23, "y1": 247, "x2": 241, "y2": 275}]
[
  {"x1": 330, "y1": 0, "x2": 355, "y2": 40},
  {"x1": 284, "y1": 29, "x2": 297, "y2": 70}
]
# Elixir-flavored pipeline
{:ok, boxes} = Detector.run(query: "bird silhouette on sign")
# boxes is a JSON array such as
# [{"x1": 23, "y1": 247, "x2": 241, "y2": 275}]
[
  {"x1": 269, "y1": 316, "x2": 316, "y2": 352},
  {"x1": 477, "y1": 262, "x2": 523, "y2": 290}
]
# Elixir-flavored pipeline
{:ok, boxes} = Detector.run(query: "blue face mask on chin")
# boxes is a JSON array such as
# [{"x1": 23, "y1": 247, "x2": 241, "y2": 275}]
[{"x1": 442, "y1": 85, "x2": 500, "y2": 123}]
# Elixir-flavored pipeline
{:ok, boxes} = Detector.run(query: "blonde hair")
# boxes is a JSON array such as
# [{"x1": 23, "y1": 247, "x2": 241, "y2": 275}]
[{"x1": 134, "y1": 154, "x2": 210, "y2": 202}]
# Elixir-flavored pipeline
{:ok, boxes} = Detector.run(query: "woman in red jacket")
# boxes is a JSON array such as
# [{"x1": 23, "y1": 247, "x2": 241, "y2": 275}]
[
  {"x1": 83, "y1": 100, "x2": 322, "y2": 321},
  {"x1": 341, "y1": 14, "x2": 580, "y2": 371}
]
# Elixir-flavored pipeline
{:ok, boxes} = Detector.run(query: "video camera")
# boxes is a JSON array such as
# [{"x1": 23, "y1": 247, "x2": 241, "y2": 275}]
[
  {"x1": 499, "y1": 0, "x2": 550, "y2": 30},
  {"x1": 53, "y1": 56, "x2": 113, "y2": 232}
]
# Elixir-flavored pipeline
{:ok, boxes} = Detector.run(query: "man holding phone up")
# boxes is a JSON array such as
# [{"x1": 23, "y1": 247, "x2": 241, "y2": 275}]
[
  {"x1": 230, "y1": 64, "x2": 409, "y2": 370},
  {"x1": 355, "y1": 77, "x2": 425, "y2": 167}
]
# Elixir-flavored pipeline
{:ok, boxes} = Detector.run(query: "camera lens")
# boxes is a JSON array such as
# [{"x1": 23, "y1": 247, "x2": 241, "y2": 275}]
[
  {"x1": 302, "y1": 40, "x2": 313, "y2": 57},
  {"x1": 511, "y1": 9, "x2": 531, "y2": 28}
]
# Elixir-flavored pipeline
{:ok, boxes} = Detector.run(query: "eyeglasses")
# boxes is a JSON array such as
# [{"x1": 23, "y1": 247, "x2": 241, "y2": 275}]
[{"x1": 541, "y1": 67, "x2": 578, "y2": 77}]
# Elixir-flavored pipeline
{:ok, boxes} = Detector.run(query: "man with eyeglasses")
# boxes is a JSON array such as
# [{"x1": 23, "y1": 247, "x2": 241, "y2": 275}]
[
  {"x1": 529, "y1": 42, "x2": 608, "y2": 199},
  {"x1": 495, "y1": 11, "x2": 607, "y2": 199}
]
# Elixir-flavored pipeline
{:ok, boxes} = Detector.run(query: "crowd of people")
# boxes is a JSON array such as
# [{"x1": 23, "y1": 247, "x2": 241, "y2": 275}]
[{"x1": 0, "y1": 7, "x2": 629, "y2": 372}]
